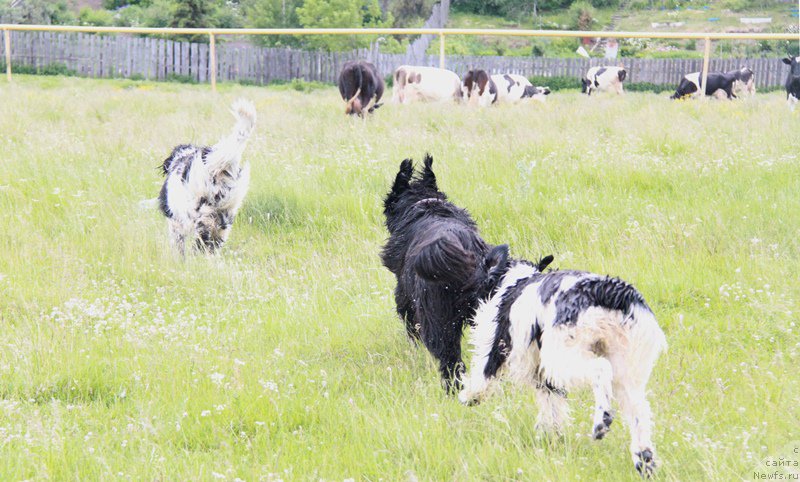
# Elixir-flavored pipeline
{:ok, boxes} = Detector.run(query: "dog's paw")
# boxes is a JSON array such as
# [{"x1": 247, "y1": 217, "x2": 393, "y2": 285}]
[
  {"x1": 634, "y1": 449, "x2": 656, "y2": 478},
  {"x1": 592, "y1": 411, "x2": 613, "y2": 440}
]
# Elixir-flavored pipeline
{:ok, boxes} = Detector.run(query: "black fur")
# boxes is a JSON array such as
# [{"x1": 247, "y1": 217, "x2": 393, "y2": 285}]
[
  {"x1": 503, "y1": 74, "x2": 515, "y2": 93},
  {"x1": 381, "y1": 155, "x2": 503, "y2": 392},
  {"x1": 553, "y1": 276, "x2": 650, "y2": 326},
  {"x1": 463, "y1": 69, "x2": 498, "y2": 104},
  {"x1": 670, "y1": 68, "x2": 754, "y2": 100},
  {"x1": 483, "y1": 273, "x2": 543, "y2": 378},
  {"x1": 538, "y1": 270, "x2": 582, "y2": 305},
  {"x1": 338, "y1": 60, "x2": 384, "y2": 116},
  {"x1": 522, "y1": 85, "x2": 551, "y2": 98},
  {"x1": 783, "y1": 56, "x2": 800, "y2": 101}
]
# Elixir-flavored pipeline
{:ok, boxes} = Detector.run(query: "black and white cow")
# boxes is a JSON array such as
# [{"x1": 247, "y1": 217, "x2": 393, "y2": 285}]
[
  {"x1": 782, "y1": 56, "x2": 800, "y2": 111},
  {"x1": 391, "y1": 65, "x2": 462, "y2": 104},
  {"x1": 492, "y1": 74, "x2": 551, "y2": 103},
  {"x1": 670, "y1": 67, "x2": 755, "y2": 100},
  {"x1": 338, "y1": 60, "x2": 384, "y2": 116},
  {"x1": 462, "y1": 69, "x2": 498, "y2": 107},
  {"x1": 581, "y1": 66, "x2": 626, "y2": 96}
]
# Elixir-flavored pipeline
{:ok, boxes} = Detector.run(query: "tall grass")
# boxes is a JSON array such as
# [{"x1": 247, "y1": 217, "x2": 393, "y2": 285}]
[{"x1": 0, "y1": 76, "x2": 798, "y2": 481}]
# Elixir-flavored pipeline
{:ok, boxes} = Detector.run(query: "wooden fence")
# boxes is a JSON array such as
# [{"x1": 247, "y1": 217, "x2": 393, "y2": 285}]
[{"x1": 0, "y1": 30, "x2": 792, "y2": 87}]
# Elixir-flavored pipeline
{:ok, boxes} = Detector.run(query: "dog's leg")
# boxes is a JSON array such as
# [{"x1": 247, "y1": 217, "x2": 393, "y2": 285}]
[
  {"x1": 534, "y1": 382, "x2": 569, "y2": 433},
  {"x1": 588, "y1": 357, "x2": 614, "y2": 440},
  {"x1": 539, "y1": 328, "x2": 614, "y2": 440},
  {"x1": 168, "y1": 218, "x2": 189, "y2": 256},
  {"x1": 616, "y1": 382, "x2": 657, "y2": 477},
  {"x1": 421, "y1": 316, "x2": 464, "y2": 393},
  {"x1": 394, "y1": 287, "x2": 420, "y2": 342}
]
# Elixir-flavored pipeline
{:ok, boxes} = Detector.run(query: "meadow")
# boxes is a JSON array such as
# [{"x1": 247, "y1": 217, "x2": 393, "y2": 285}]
[{"x1": 0, "y1": 75, "x2": 798, "y2": 481}]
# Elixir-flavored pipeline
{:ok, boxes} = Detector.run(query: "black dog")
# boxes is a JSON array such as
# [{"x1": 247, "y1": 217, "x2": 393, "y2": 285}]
[{"x1": 381, "y1": 155, "x2": 507, "y2": 392}]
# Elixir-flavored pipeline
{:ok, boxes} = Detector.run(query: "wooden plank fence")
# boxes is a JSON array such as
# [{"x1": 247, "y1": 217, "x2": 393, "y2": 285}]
[{"x1": 0, "y1": 30, "x2": 791, "y2": 87}]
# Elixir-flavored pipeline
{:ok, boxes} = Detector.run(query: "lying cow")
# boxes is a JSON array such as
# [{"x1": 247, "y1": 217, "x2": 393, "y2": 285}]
[
  {"x1": 338, "y1": 60, "x2": 384, "y2": 116},
  {"x1": 391, "y1": 65, "x2": 462, "y2": 104},
  {"x1": 670, "y1": 67, "x2": 755, "y2": 100},
  {"x1": 462, "y1": 69, "x2": 498, "y2": 107},
  {"x1": 492, "y1": 74, "x2": 551, "y2": 103},
  {"x1": 782, "y1": 56, "x2": 800, "y2": 111},
  {"x1": 581, "y1": 66, "x2": 626, "y2": 95}
]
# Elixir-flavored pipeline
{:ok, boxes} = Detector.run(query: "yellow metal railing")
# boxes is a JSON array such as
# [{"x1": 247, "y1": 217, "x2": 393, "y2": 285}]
[{"x1": 2, "y1": 24, "x2": 799, "y2": 91}]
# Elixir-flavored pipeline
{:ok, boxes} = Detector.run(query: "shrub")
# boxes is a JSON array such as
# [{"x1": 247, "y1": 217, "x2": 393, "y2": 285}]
[
  {"x1": 0, "y1": 62, "x2": 77, "y2": 76},
  {"x1": 164, "y1": 73, "x2": 196, "y2": 84},
  {"x1": 78, "y1": 7, "x2": 114, "y2": 26},
  {"x1": 527, "y1": 75, "x2": 580, "y2": 91}
]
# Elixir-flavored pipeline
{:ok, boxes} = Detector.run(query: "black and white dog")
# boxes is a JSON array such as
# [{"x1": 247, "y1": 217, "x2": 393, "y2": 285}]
[
  {"x1": 459, "y1": 251, "x2": 667, "y2": 476},
  {"x1": 381, "y1": 155, "x2": 507, "y2": 392},
  {"x1": 158, "y1": 99, "x2": 256, "y2": 254}
]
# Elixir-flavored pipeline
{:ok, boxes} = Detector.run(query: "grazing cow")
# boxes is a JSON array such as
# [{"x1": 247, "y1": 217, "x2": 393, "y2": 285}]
[
  {"x1": 459, "y1": 251, "x2": 667, "y2": 477},
  {"x1": 391, "y1": 65, "x2": 462, "y2": 104},
  {"x1": 462, "y1": 69, "x2": 498, "y2": 107},
  {"x1": 338, "y1": 60, "x2": 384, "y2": 116},
  {"x1": 581, "y1": 66, "x2": 627, "y2": 95},
  {"x1": 492, "y1": 74, "x2": 551, "y2": 103},
  {"x1": 782, "y1": 56, "x2": 800, "y2": 111},
  {"x1": 670, "y1": 67, "x2": 755, "y2": 100}
]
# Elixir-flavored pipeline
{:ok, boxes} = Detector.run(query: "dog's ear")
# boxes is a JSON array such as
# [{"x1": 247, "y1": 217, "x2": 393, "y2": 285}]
[
  {"x1": 535, "y1": 254, "x2": 554, "y2": 272},
  {"x1": 485, "y1": 244, "x2": 509, "y2": 281},
  {"x1": 390, "y1": 158, "x2": 414, "y2": 195},
  {"x1": 421, "y1": 153, "x2": 438, "y2": 190}
]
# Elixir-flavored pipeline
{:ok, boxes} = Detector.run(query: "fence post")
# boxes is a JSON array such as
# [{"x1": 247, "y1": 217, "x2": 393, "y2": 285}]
[
  {"x1": 700, "y1": 37, "x2": 711, "y2": 100},
  {"x1": 3, "y1": 29, "x2": 10, "y2": 81},
  {"x1": 209, "y1": 32, "x2": 217, "y2": 92},
  {"x1": 439, "y1": 32, "x2": 445, "y2": 69}
]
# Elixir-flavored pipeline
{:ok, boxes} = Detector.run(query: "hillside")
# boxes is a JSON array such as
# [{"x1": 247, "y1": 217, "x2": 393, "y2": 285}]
[{"x1": 440, "y1": 1, "x2": 799, "y2": 57}]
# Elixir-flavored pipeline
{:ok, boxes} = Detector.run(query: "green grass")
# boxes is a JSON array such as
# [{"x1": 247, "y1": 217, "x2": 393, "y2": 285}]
[
  {"x1": 444, "y1": 2, "x2": 798, "y2": 57},
  {"x1": 0, "y1": 75, "x2": 799, "y2": 481}
]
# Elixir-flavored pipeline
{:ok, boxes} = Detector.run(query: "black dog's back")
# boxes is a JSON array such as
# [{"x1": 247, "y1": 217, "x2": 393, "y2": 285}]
[{"x1": 381, "y1": 155, "x2": 502, "y2": 392}]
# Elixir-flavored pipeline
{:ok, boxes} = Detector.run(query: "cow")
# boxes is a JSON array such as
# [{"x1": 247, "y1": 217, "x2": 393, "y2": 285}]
[
  {"x1": 391, "y1": 65, "x2": 462, "y2": 104},
  {"x1": 581, "y1": 66, "x2": 627, "y2": 96},
  {"x1": 461, "y1": 69, "x2": 498, "y2": 107},
  {"x1": 670, "y1": 67, "x2": 755, "y2": 100},
  {"x1": 492, "y1": 73, "x2": 551, "y2": 103},
  {"x1": 782, "y1": 56, "x2": 800, "y2": 111},
  {"x1": 338, "y1": 60, "x2": 384, "y2": 116}
]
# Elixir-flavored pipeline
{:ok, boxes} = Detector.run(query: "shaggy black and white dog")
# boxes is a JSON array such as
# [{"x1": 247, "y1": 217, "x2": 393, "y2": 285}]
[
  {"x1": 158, "y1": 99, "x2": 256, "y2": 254},
  {"x1": 381, "y1": 155, "x2": 507, "y2": 392},
  {"x1": 459, "y1": 251, "x2": 667, "y2": 477}
]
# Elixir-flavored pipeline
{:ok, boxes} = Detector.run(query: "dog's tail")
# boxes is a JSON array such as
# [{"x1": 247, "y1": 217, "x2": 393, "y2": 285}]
[
  {"x1": 412, "y1": 236, "x2": 477, "y2": 286},
  {"x1": 204, "y1": 98, "x2": 257, "y2": 174}
]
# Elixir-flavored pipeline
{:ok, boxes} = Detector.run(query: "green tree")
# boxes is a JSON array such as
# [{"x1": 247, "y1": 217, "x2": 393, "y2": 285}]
[
  {"x1": 242, "y1": 0, "x2": 304, "y2": 46},
  {"x1": 296, "y1": 0, "x2": 391, "y2": 51},
  {"x1": 0, "y1": 0, "x2": 76, "y2": 24},
  {"x1": 78, "y1": 7, "x2": 115, "y2": 26},
  {"x1": 171, "y1": 0, "x2": 210, "y2": 28}
]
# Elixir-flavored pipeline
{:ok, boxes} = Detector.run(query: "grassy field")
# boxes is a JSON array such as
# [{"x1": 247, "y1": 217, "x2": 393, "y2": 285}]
[{"x1": 0, "y1": 75, "x2": 798, "y2": 481}]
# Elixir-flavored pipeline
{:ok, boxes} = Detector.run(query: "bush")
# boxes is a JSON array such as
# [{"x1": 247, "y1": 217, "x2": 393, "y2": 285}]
[
  {"x1": 625, "y1": 82, "x2": 674, "y2": 93},
  {"x1": 527, "y1": 75, "x2": 580, "y2": 91},
  {"x1": 164, "y1": 73, "x2": 196, "y2": 84},
  {"x1": 0, "y1": 62, "x2": 76, "y2": 76},
  {"x1": 567, "y1": 1, "x2": 596, "y2": 30},
  {"x1": 78, "y1": 7, "x2": 115, "y2": 26}
]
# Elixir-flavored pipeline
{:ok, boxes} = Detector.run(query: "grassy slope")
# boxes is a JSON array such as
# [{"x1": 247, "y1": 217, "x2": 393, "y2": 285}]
[
  {"x1": 0, "y1": 76, "x2": 798, "y2": 481},
  {"x1": 444, "y1": 2, "x2": 797, "y2": 57}
]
